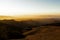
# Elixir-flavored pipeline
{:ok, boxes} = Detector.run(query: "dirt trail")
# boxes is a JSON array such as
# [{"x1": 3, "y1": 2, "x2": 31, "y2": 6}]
[{"x1": 23, "y1": 27, "x2": 40, "y2": 36}]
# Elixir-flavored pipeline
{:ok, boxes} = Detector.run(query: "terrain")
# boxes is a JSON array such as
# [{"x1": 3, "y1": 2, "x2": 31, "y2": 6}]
[
  {"x1": 25, "y1": 26, "x2": 60, "y2": 40},
  {"x1": 0, "y1": 15, "x2": 60, "y2": 40}
]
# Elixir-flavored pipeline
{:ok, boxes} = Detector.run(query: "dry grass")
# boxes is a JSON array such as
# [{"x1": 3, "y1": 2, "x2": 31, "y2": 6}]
[{"x1": 25, "y1": 26, "x2": 60, "y2": 40}]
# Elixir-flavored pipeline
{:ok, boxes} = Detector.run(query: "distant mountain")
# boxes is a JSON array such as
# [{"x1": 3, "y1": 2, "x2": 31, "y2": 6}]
[
  {"x1": 0, "y1": 15, "x2": 60, "y2": 21},
  {"x1": 14, "y1": 15, "x2": 60, "y2": 21},
  {"x1": 0, "y1": 16, "x2": 15, "y2": 20}
]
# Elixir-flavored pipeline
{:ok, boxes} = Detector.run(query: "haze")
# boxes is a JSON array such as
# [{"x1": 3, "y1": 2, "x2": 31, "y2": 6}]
[{"x1": 0, "y1": 0, "x2": 60, "y2": 16}]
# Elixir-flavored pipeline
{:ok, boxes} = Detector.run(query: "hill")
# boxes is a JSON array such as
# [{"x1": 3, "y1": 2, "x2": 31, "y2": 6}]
[{"x1": 25, "y1": 26, "x2": 60, "y2": 40}]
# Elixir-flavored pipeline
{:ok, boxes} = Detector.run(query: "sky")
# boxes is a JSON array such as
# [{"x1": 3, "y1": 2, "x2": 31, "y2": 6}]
[{"x1": 0, "y1": 0, "x2": 60, "y2": 16}]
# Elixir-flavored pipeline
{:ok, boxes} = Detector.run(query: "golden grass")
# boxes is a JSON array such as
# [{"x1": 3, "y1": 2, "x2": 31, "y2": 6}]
[{"x1": 25, "y1": 26, "x2": 60, "y2": 40}]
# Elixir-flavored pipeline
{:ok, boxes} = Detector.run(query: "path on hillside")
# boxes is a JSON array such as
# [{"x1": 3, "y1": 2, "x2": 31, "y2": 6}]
[
  {"x1": 23, "y1": 27, "x2": 40, "y2": 36},
  {"x1": 9, "y1": 27, "x2": 40, "y2": 40}
]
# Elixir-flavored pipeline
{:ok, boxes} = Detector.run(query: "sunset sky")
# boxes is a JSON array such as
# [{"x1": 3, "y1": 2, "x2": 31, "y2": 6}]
[{"x1": 0, "y1": 0, "x2": 60, "y2": 16}]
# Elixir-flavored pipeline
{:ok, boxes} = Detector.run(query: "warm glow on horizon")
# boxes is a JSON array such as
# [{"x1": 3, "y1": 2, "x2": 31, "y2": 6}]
[{"x1": 0, "y1": 0, "x2": 60, "y2": 16}]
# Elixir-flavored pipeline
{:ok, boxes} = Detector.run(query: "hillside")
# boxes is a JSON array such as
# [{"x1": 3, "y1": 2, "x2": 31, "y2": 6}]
[
  {"x1": 25, "y1": 26, "x2": 60, "y2": 40},
  {"x1": 0, "y1": 16, "x2": 60, "y2": 40}
]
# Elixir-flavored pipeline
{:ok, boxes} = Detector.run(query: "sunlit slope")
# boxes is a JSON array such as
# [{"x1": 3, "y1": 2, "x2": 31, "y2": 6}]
[{"x1": 25, "y1": 26, "x2": 60, "y2": 40}]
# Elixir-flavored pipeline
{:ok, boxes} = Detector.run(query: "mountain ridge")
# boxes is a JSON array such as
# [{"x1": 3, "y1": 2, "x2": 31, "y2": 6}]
[{"x1": 0, "y1": 15, "x2": 60, "y2": 21}]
